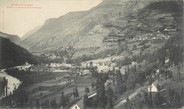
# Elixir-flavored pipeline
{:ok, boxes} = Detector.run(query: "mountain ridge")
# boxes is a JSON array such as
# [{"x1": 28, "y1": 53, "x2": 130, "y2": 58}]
[
  {"x1": 20, "y1": 0, "x2": 183, "y2": 60},
  {"x1": 0, "y1": 35, "x2": 37, "y2": 69},
  {"x1": 0, "y1": 32, "x2": 21, "y2": 44}
]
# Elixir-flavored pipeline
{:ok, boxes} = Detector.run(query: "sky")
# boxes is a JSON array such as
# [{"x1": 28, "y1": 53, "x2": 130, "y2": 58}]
[{"x1": 0, "y1": 0, "x2": 102, "y2": 38}]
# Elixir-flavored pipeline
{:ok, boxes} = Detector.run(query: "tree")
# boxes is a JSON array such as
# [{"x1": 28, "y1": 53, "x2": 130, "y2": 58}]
[
  {"x1": 45, "y1": 99, "x2": 50, "y2": 108},
  {"x1": 51, "y1": 98, "x2": 58, "y2": 109},
  {"x1": 154, "y1": 93, "x2": 165, "y2": 108},
  {"x1": 106, "y1": 87, "x2": 114, "y2": 109},
  {"x1": 116, "y1": 71, "x2": 126, "y2": 94},
  {"x1": 89, "y1": 61, "x2": 93, "y2": 68},
  {"x1": 158, "y1": 48, "x2": 166, "y2": 65},
  {"x1": 175, "y1": 92, "x2": 181, "y2": 108},
  {"x1": 177, "y1": 65, "x2": 181, "y2": 81},
  {"x1": 83, "y1": 94, "x2": 88, "y2": 109},
  {"x1": 85, "y1": 87, "x2": 90, "y2": 94},
  {"x1": 127, "y1": 73, "x2": 136, "y2": 89},
  {"x1": 36, "y1": 99, "x2": 40, "y2": 109},
  {"x1": 30, "y1": 100, "x2": 33, "y2": 108},
  {"x1": 63, "y1": 95, "x2": 70, "y2": 108},
  {"x1": 124, "y1": 98, "x2": 131, "y2": 109},
  {"x1": 2, "y1": 77, "x2": 8, "y2": 96},
  {"x1": 73, "y1": 86, "x2": 79, "y2": 100},
  {"x1": 169, "y1": 45, "x2": 183, "y2": 67},
  {"x1": 60, "y1": 91, "x2": 65, "y2": 108},
  {"x1": 96, "y1": 77, "x2": 105, "y2": 109},
  {"x1": 91, "y1": 83, "x2": 95, "y2": 89}
]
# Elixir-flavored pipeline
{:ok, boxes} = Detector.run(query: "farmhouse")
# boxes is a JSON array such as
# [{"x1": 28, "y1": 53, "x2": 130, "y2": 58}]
[
  {"x1": 97, "y1": 65, "x2": 109, "y2": 73},
  {"x1": 70, "y1": 104, "x2": 81, "y2": 109},
  {"x1": 148, "y1": 83, "x2": 158, "y2": 93},
  {"x1": 13, "y1": 62, "x2": 32, "y2": 71}
]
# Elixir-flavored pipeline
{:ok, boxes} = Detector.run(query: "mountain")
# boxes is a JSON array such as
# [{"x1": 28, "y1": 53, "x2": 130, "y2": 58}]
[
  {"x1": 0, "y1": 36, "x2": 37, "y2": 69},
  {"x1": 0, "y1": 32, "x2": 21, "y2": 44},
  {"x1": 21, "y1": 26, "x2": 41, "y2": 40},
  {"x1": 20, "y1": 0, "x2": 183, "y2": 60}
]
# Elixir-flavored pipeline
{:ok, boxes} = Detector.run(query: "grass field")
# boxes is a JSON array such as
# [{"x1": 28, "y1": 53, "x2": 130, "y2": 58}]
[
  {"x1": 6, "y1": 70, "x2": 68, "y2": 88},
  {"x1": 5, "y1": 69, "x2": 96, "y2": 109}
]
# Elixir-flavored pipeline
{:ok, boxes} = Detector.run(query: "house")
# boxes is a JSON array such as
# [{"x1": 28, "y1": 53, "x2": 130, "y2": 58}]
[
  {"x1": 88, "y1": 92, "x2": 97, "y2": 99},
  {"x1": 120, "y1": 66, "x2": 126, "y2": 75},
  {"x1": 131, "y1": 61, "x2": 138, "y2": 66},
  {"x1": 148, "y1": 83, "x2": 158, "y2": 93},
  {"x1": 70, "y1": 90, "x2": 98, "y2": 109},
  {"x1": 53, "y1": 69, "x2": 69, "y2": 73},
  {"x1": 165, "y1": 59, "x2": 169, "y2": 64},
  {"x1": 14, "y1": 63, "x2": 32, "y2": 71},
  {"x1": 110, "y1": 63, "x2": 117, "y2": 67},
  {"x1": 70, "y1": 98, "x2": 83, "y2": 109},
  {"x1": 105, "y1": 79, "x2": 113, "y2": 87},
  {"x1": 97, "y1": 65, "x2": 109, "y2": 73},
  {"x1": 109, "y1": 67, "x2": 114, "y2": 72},
  {"x1": 30, "y1": 65, "x2": 49, "y2": 72},
  {"x1": 80, "y1": 70, "x2": 91, "y2": 76},
  {"x1": 115, "y1": 67, "x2": 120, "y2": 72},
  {"x1": 50, "y1": 63, "x2": 61, "y2": 68},
  {"x1": 60, "y1": 63, "x2": 72, "y2": 68},
  {"x1": 81, "y1": 62, "x2": 90, "y2": 68},
  {"x1": 70, "y1": 104, "x2": 81, "y2": 109}
]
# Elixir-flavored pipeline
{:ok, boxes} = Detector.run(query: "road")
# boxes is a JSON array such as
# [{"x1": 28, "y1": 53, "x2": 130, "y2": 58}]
[{"x1": 113, "y1": 86, "x2": 146, "y2": 109}]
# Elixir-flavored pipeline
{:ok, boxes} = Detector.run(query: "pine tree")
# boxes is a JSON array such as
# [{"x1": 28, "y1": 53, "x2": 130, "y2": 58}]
[
  {"x1": 177, "y1": 65, "x2": 181, "y2": 81},
  {"x1": 73, "y1": 86, "x2": 79, "y2": 100},
  {"x1": 83, "y1": 94, "x2": 88, "y2": 109},
  {"x1": 60, "y1": 91, "x2": 65, "y2": 108},
  {"x1": 106, "y1": 87, "x2": 114, "y2": 109},
  {"x1": 36, "y1": 99, "x2": 40, "y2": 109},
  {"x1": 116, "y1": 71, "x2": 126, "y2": 94},
  {"x1": 85, "y1": 87, "x2": 90, "y2": 94},
  {"x1": 96, "y1": 77, "x2": 105, "y2": 109}
]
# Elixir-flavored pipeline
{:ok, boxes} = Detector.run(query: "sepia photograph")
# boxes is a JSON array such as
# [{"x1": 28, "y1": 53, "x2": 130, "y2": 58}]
[{"x1": 0, "y1": 0, "x2": 184, "y2": 109}]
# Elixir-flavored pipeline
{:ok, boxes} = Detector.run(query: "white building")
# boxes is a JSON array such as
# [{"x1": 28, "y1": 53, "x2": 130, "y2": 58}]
[
  {"x1": 80, "y1": 70, "x2": 91, "y2": 76},
  {"x1": 97, "y1": 65, "x2": 109, "y2": 73},
  {"x1": 120, "y1": 66, "x2": 126, "y2": 75},
  {"x1": 148, "y1": 83, "x2": 158, "y2": 93},
  {"x1": 50, "y1": 63, "x2": 61, "y2": 68},
  {"x1": 70, "y1": 104, "x2": 80, "y2": 109},
  {"x1": 14, "y1": 62, "x2": 32, "y2": 71}
]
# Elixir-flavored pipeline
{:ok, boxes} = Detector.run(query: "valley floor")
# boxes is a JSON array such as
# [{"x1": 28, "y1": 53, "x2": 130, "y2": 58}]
[
  {"x1": 0, "y1": 68, "x2": 96, "y2": 109},
  {"x1": 1, "y1": 62, "x2": 184, "y2": 109}
]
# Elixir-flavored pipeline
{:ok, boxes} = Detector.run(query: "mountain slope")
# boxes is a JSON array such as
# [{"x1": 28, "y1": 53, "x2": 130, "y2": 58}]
[
  {"x1": 0, "y1": 32, "x2": 21, "y2": 44},
  {"x1": 21, "y1": 26, "x2": 41, "y2": 40},
  {"x1": 20, "y1": 0, "x2": 183, "y2": 60},
  {"x1": 0, "y1": 36, "x2": 37, "y2": 69}
]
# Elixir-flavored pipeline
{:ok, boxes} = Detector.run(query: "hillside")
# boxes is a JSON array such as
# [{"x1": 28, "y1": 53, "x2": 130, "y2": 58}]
[
  {"x1": 21, "y1": 26, "x2": 41, "y2": 41},
  {"x1": 0, "y1": 36, "x2": 37, "y2": 69},
  {"x1": 0, "y1": 32, "x2": 21, "y2": 44},
  {"x1": 20, "y1": 0, "x2": 183, "y2": 61}
]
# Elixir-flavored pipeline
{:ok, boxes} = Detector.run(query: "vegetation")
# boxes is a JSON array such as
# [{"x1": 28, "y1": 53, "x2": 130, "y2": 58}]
[
  {"x1": 0, "y1": 37, "x2": 37, "y2": 69},
  {"x1": 116, "y1": 71, "x2": 126, "y2": 94},
  {"x1": 5, "y1": 69, "x2": 68, "y2": 88}
]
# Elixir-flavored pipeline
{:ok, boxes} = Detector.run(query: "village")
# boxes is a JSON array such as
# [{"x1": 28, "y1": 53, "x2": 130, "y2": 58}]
[
  {"x1": 0, "y1": 17, "x2": 183, "y2": 108},
  {"x1": 0, "y1": 46, "x2": 184, "y2": 109},
  {"x1": 0, "y1": 0, "x2": 183, "y2": 108}
]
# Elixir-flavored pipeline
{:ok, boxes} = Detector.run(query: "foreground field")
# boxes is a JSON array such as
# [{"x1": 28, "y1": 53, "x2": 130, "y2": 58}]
[{"x1": 2, "y1": 69, "x2": 95, "y2": 108}]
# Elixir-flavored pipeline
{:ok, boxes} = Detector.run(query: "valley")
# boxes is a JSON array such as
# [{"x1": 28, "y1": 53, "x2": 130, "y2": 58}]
[{"x1": 0, "y1": 0, "x2": 184, "y2": 109}]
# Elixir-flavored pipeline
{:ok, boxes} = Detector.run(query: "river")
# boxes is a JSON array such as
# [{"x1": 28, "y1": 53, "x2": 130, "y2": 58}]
[{"x1": 0, "y1": 70, "x2": 21, "y2": 98}]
